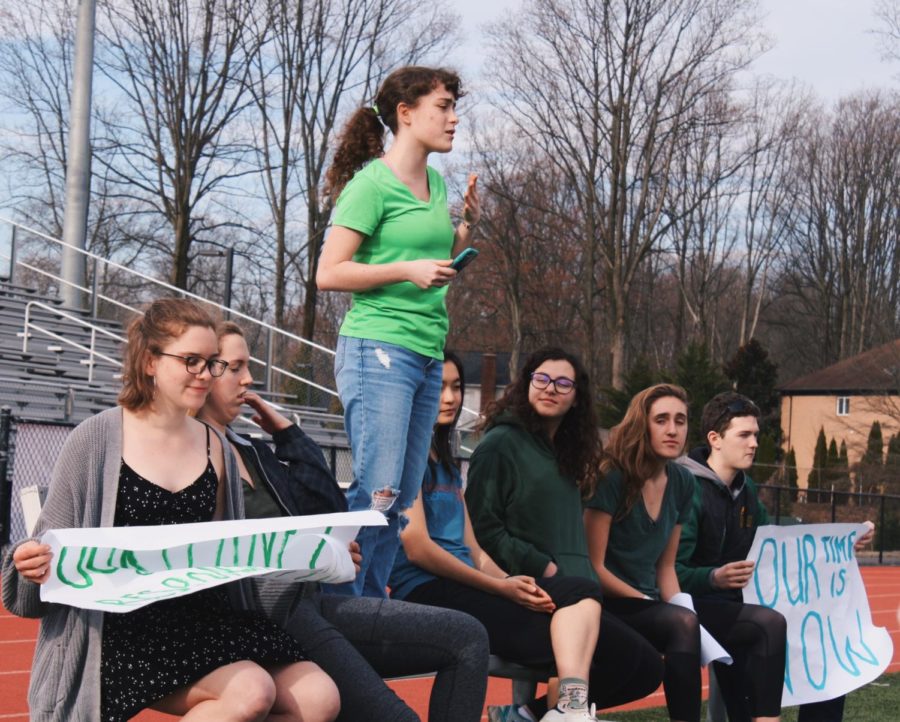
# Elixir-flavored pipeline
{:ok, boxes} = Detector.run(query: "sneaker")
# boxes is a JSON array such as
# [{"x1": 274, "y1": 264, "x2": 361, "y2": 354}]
[
  {"x1": 488, "y1": 704, "x2": 539, "y2": 722},
  {"x1": 539, "y1": 704, "x2": 612, "y2": 722}
]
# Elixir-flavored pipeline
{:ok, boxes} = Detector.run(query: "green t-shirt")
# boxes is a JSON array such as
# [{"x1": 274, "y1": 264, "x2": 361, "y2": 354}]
[
  {"x1": 331, "y1": 159, "x2": 455, "y2": 359},
  {"x1": 585, "y1": 462, "x2": 694, "y2": 599}
]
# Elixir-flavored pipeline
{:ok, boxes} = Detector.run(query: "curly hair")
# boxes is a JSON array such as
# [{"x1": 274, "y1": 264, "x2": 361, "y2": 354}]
[
  {"x1": 118, "y1": 298, "x2": 217, "y2": 411},
  {"x1": 323, "y1": 66, "x2": 464, "y2": 200},
  {"x1": 600, "y1": 384, "x2": 689, "y2": 519},
  {"x1": 481, "y1": 347, "x2": 600, "y2": 496}
]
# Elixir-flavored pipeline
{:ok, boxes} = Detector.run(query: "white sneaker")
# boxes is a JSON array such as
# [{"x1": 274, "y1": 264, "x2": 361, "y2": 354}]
[{"x1": 539, "y1": 703, "x2": 610, "y2": 721}]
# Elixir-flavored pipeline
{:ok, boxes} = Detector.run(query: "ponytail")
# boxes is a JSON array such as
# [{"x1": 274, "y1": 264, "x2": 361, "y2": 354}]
[
  {"x1": 324, "y1": 66, "x2": 464, "y2": 202},
  {"x1": 324, "y1": 107, "x2": 385, "y2": 201}
]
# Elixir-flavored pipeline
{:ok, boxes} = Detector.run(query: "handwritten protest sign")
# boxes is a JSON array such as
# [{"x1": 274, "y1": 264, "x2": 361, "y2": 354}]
[
  {"x1": 744, "y1": 523, "x2": 893, "y2": 706},
  {"x1": 40, "y1": 511, "x2": 385, "y2": 612}
]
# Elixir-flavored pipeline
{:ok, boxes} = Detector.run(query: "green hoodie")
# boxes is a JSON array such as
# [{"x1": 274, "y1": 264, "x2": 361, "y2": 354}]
[{"x1": 464, "y1": 413, "x2": 597, "y2": 580}]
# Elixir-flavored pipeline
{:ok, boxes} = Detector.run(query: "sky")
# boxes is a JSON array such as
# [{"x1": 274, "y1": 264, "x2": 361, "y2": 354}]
[{"x1": 450, "y1": 0, "x2": 897, "y2": 102}]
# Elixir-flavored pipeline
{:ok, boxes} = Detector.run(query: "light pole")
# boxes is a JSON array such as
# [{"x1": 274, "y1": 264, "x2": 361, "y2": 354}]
[{"x1": 61, "y1": 0, "x2": 97, "y2": 310}]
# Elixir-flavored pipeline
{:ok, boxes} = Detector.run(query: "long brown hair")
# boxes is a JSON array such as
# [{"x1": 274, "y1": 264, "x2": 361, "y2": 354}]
[
  {"x1": 482, "y1": 347, "x2": 600, "y2": 496},
  {"x1": 600, "y1": 383, "x2": 689, "y2": 518},
  {"x1": 119, "y1": 298, "x2": 217, "y2": 411},
  {"x1": 323, "y1": 66, "x2": 464, "y2": 200}
]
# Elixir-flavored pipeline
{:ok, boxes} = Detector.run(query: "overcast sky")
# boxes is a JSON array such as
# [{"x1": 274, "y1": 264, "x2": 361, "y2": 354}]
[{"x1": 450, "y1": 0, "x2": 897, "y2": 102}]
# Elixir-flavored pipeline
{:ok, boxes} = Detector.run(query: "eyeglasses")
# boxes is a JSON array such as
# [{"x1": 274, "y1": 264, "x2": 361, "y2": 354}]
[
  {"x1": 155, "y1": 351, "x2": 228, "y2": 377},
  {"x1": 530, "y1": 372, "x2": 576, "y2": 395}
]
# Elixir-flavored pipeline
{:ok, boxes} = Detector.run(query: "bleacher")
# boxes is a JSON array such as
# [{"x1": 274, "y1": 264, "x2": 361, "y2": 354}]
[
  {"x1": 0, "y1": 280, "x2": 348, "y2": 448},
  {"x1": 0, "y1": 283, "x2": 121, "y2": 423}
]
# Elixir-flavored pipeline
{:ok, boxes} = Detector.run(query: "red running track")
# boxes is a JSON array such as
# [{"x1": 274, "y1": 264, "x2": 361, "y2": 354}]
[{"x1": 2, "y1": 567, "x2": 898, "y2": 721}]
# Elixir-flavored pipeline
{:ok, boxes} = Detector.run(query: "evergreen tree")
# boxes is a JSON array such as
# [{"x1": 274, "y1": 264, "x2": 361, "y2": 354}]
[
  {"x1": 859, "y1": 421, "x2": 886, "y2": 494},
  {"x1": 783, "y1": 448, "x2": 799, "y2": 505},
  {"x1": 675, "y1": 342, "x2": 729, "y2": 448},
  {"x1": 723, "y1": 339, "x2": 780, "y2": 418},
  {"x1": 830, "y1": 438, "x2": 852, "y2": 493},
  {"x1": 863, "y1": 421, "x2": 884, "y2": 465},
  {"x1": 886, "y1": 434, "x2": 900, "y2": 467},
  {"x1": 827, "y1": 438, "x2": 839, "y2": 466},
  {"x1": 598, "y1": 356, "x2": 660, "y2": 428},
  {"x1": 751, "y1": 432, "x2": 778, "y2": 484},
  {"x1": 810, "y1": 428, "x2": 828, "y2": 503},
  {"x1": 882, "y1": 434, "x2": 900, "y2": 495}
]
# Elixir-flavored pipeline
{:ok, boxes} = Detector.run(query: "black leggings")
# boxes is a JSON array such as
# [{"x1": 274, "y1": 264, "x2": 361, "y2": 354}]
[
  {"x1": 405, "y1": 575, "x2": 664, "y2": 711},
  {"x1": 604, "y1": 597, "x2": 786, "y2": 721},
  {"x1": 695, "y1": 597, "x2": 786, "y2": 721}
]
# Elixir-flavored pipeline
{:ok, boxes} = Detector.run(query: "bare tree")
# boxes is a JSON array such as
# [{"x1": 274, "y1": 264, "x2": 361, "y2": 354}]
[
  {"x1": 779, "y1": 92, "x2": 900, "y2": 370},
  {"x1": 873, "y1": 0, "x2": 900, "y2": 65},
  {"x1": 449, "y1": 125, "x2": 583, "y2": 375},
  {"x1": 0, "y1": 0, "x2": 76, "y2": 234},
  {"x1": 736, "y1": 81, "x2": 806, "y2": 344},
  {"x1": 95, "y1": 0, "x2": 265, "y2": 289},
  {"x1": 486, "y1": 0, "x2": 764, "y2": 388}
]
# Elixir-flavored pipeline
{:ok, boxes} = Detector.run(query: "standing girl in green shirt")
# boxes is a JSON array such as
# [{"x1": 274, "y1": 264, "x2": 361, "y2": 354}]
[{"x1": 318, "y1": 66, "x2": 479, "y2": 597}]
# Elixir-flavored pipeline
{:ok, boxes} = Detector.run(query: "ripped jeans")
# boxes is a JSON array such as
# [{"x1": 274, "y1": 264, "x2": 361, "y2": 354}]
[{"x1": 333, "y1": 336, "x2": 443, "y2": 597}]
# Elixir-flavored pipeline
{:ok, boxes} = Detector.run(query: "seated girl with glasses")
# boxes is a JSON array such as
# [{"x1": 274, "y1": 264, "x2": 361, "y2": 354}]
[
  {"x1": 2, "y1": 298, "x2": 339, "y2": 722},
  {"x1": 456, "y1": 348, "x2": 662, "y2": 720}
]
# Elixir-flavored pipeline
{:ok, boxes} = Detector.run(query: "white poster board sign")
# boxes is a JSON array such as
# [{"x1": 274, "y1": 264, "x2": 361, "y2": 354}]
[
  {"x1": 40, "y1": 511, "x2": 385, "y2": 612},
  {"x1": 744, "y1": 523, "x2": 893, "y2": 706}
]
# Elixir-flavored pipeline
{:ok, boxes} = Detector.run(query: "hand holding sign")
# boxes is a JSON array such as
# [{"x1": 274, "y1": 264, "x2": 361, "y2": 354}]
[
  {"x1": 744, "y1": 522, "x2": 892, "y2": 707},
  {"x1": 13, "y1": 541, "x2": 53, "y2": 583},
  {"x1": 38, "y1": 511, "x2": 385, "y2": 613},
  {"x1": 712, "y1": 560, "x2": 755, "y2": 589}
]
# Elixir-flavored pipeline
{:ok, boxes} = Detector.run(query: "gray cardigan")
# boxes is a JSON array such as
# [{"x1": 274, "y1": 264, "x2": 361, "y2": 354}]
[{"x1": 0, "y1": 407, "x2": 248, "y2": 722}]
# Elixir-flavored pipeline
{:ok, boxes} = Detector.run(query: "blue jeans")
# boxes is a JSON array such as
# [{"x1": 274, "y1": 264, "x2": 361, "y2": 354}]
[{"x1": 333, "y1": 336, "x2": 442, "y2": 597}]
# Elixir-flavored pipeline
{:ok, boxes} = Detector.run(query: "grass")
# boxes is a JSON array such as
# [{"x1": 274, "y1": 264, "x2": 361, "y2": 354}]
[{"x1": 602, "y1": 672, "x2": 899, "y2": 721}]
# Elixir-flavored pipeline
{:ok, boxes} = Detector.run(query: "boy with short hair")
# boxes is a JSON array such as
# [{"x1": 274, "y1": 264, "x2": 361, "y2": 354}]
[{"x1": 677, "y1": 391, "x2": 871, "y2": 722}]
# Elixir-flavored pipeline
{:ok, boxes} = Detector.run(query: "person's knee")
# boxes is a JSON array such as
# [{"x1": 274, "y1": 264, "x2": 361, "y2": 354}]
[
  {"x1": 226, "y1": 663, "x2": 277, "y2": 720},
  {"x1": 670, "y1": 606, "x2": 700, "y2": 642},
  {"x1": 295, "y1": 668, "x2": 341, "y2": 722}
]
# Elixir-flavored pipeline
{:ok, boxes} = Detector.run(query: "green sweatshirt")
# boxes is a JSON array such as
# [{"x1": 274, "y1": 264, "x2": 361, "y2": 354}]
[{"x1": 464, "y1": 413, "x2": 597, "y2": 580}]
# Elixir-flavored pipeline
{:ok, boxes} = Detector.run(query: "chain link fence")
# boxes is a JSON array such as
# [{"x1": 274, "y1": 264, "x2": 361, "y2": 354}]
[
  {"x1": 0, "y1": 415, "x2": 354, "y2": 548},
  {"x1": 3, "y1": 415, "x2": 898, "y2": 565},
  {"x1": 754, "y1": 484, "x2": 900, "y2": 564}
]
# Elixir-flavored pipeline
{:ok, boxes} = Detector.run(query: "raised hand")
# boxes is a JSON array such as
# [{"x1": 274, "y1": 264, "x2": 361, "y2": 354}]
[
  {"x1": 462, "y1": 173, "x2": 480, "y2": 227},
  {"x1": 243, "y1": 391, "x2": 292, "y2": 434}
]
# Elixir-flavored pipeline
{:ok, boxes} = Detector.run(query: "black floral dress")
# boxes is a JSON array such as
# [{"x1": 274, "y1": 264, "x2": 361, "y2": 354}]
[{"x1": 100, "y1": 427, "x2": 305, "y2": 721}]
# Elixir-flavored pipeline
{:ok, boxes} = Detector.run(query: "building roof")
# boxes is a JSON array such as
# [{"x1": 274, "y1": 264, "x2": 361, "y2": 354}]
[{"x1": 780, "y1": 339, "x2": 900, "y2": 395}]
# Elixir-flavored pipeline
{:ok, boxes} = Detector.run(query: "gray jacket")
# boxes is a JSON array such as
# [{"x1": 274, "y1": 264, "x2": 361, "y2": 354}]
[{"x1": 0, "y1": 406, "x2": 248, "y2": 722}]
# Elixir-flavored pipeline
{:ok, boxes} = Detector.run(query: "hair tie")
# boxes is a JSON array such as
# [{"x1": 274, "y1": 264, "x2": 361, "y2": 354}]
[{"x1": 371, "y1": 103, "x2": 380, "y2": 117}]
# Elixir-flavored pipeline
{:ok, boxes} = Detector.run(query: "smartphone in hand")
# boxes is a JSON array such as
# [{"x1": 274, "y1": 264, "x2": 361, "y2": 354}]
[{"x1": 450, "y1": 247, "x2": 479, "y2": 273}]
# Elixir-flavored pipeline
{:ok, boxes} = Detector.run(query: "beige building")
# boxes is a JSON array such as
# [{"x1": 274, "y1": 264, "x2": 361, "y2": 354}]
[{"x1": 780, "y1": 340, "x2": 900, "y2": 488}]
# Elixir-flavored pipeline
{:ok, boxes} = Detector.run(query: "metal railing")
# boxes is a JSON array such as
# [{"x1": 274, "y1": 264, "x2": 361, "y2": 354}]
[
  {"x1": 22, "y1": 301, "x2": 123, "y2": 383},
  {"x1": 0, "y1": 217, "x2": 337, "y2": 403}
]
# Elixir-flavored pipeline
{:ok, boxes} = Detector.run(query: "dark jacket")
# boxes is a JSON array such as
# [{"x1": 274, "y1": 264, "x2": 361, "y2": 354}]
[
  {"x1": 228, "y1": 424, "x2": 347, "y2": 517},
  {"x1": 228, "y1": 424, "x2": 347, "y2": 621},
  {"x1": 465, "y1": 413, "x2": 597, "y2": 580},
  {"x1": 675, "y1": 446, "x2": 769, "y2": 597}
]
